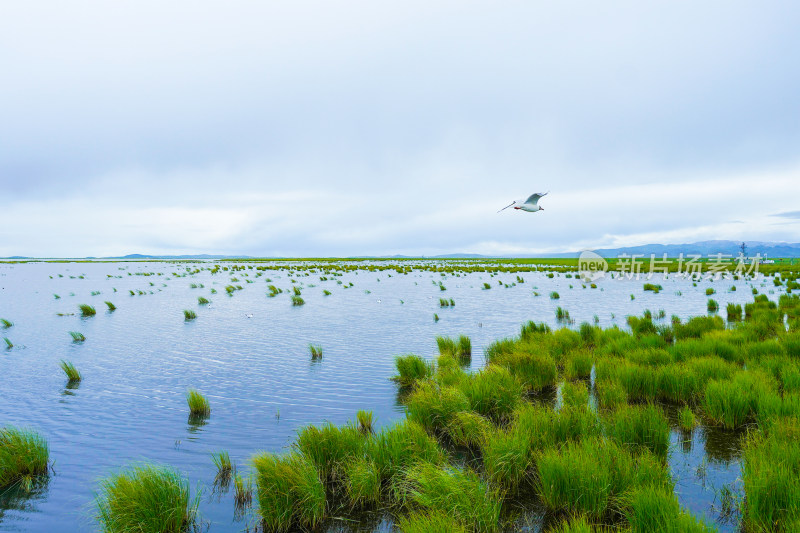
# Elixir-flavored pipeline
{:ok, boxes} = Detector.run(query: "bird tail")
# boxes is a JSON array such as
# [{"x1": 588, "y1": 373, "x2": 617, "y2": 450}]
[{"x1": 497, "y1": 201, "x2": 515, "y2": 213}]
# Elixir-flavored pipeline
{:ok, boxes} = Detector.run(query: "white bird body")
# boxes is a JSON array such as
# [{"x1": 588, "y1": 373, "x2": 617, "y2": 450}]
[{"x1": 498, "y1": 192, "x2": 548, "y2": 213}]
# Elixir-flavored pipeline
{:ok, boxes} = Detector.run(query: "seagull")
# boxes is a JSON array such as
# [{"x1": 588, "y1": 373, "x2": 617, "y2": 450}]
[{"x1": 498, "y1": 192, "x2": 548, "y2": 213}]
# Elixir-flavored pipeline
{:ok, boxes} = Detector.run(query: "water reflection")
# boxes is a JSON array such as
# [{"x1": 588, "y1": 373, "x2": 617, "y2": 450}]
[{"x1": 0, "y1": 475, "x2": 50, "y2": 523}]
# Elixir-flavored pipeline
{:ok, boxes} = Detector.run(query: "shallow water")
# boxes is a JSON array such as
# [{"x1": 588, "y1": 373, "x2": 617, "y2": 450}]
[{"x1": 0, "y1": 261, "x2": 778, "y2": 531}]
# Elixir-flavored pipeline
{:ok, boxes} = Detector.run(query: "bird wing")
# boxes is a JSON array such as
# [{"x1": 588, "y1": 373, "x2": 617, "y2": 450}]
[
  {"x1": 497, "y1": 201, "x2": 516, "y2": 213},
  {"x1": 524, "y1": 192, "x2": 548, "y2": 205}
]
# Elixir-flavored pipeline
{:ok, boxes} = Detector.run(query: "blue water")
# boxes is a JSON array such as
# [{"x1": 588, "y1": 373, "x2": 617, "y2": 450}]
[{"x1": 0, "y1": 260, "x2": 776, "y2": 531}]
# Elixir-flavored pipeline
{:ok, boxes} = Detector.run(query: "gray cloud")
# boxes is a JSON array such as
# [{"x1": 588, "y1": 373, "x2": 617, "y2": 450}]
[{"x1": 771, "y1": 211, "x2": 800, "y2": 219}]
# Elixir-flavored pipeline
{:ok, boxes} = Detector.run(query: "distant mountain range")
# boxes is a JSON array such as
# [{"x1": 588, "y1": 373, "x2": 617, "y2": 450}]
[
  {"x1": 4, "y1": 241, "x2": 800, "y2": 260},
  {"x1": 557, "y1": 240, "x2": 800, "y2": 259}
]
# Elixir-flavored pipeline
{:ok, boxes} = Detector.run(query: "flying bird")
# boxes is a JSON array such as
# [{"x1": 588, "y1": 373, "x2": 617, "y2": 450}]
[{"x1": 498, "y1": 192, "x2": 548, "y2": 213}]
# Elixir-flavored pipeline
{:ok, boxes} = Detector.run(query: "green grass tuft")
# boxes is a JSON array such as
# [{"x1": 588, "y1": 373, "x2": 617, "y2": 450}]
[
  {"x1": 356, "y1": 410, "x2": 374, "y2": 434},
  {"x1": 0, "y1": 426, "x2": 49, "y2": 488},
  {"x1": 394, "y1": 354, "x2": 434, "y2": 387},
  {"x1": 79, "y1": 304, "x2": 96, "y2": 317},
  {"x1": 309, "y1": 344, "x2": 323, "y2": 360},
  {"x1": 183, "y1": 309, "x2": 197, "y2": 321},
  {"x1": 104, "y1": 301, "x2": 116, "y2": 311},
  {"x1": 95, "y1": 463, "x2": 198, "y2": 533},
  {"x1": 69, "y1": 331, "x2": 86, "y2": 342},
  {"x1": 251, "y1": 452, "x2": 325, "y2": 531},
  {"x1": 186, "y1": 389, "x2": 210, "y2": 417},
  {"x1": 291, "y1": 295, "x2": 305, "y2": 306},
  {"x1": 60, "y1": 360, "x2": 82, "y2": 383},
  {"x1": 0, "y1": 318, "x2": 13, "y2": 328}
]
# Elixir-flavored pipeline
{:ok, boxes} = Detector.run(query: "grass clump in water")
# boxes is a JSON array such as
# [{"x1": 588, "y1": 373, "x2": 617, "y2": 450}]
[
  {"x1": 403, "y1": 463, "x2": 502, "y2": 533},
  {"x1": 104, "y1": 301, "x2": 116, "y2": 312},
  {"x1": 707, "y1": 299, "x2": 719, "y2": 313},
  {"x1": 251, "y1": 452, "x2": 325, "y2": 531},
  {"x1": 742, "y1": 418, "x2": 800, "y2": 531},
  {"x1": 3, "y1": 337, "x2": 12, "y2": 349},
  {"x1": 309, "y1": 344, "x2": 323, "y2": 360},
  {"x1": 79, "y1": 304, "x2": 96, "y2": 317},
  {"x1": 183, "y1": 310, "x2": 197, "y2": 321},
  {"x1": 186, "y1": 389, "x2": 210, "y2": 417},
  {"x1": 0, "y1": 426, "x2": 49, "y2": 489},
  {"x1": 394, "y1": 354, "x2": 434, "y2": 387},
  {"x1": 197, "y1": 296, "x2": 210, "y2": 305},
  {"x1": 550, "y1": 291, "x2": 560, "y2": 300},
  {"x1": 436, "y1": 335, "x2": 471, "y2": 364},
  {"x1": 356, "y1": 410, "x2": 374, "y2": 434},
  {"x1": 233, "y1": 472, "x2": 252, "y2": 510},
  {"x1": 291, "y1": 295, "x2": 305, "y2": 306},
  {"x1": 624, "y1": 486, "x2": 714, "y2": 532},
  {"x1": 211, "y1": 450, "x2": 233, "y2": 486},
  {"x1": 0, "y1": 318, "x2": 13, "y2": 328},
  {"x1": 344, "y1": 458, "x2": 380, "y2": 508},
  {"x1": 295, "y1": 422, "x2": 365, "y2": 479},
  {"x1": 95, "y1": 463, "x2": 198, "y2": 533},
  {"x1": 60, "y1": 360, "x2": 82, "y2": 383},
  {"x1": 69, "y1": 331, "x2": 86, "y2": 343},
  {"x1": 605, "y1": 404, "x2": 670, "y2": 458},
  {"x1": 678, "y1": 406, "x2": 696, "y2": 431}
]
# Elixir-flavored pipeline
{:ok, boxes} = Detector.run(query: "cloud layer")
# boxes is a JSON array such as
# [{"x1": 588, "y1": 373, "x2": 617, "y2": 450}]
[{"x1": 2, "y1": 1, "x2": 799, "y2": 256}]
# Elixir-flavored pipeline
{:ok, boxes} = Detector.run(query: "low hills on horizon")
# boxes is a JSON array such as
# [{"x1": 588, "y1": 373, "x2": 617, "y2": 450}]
[{"x1": 4, "y1": 240, "x2": 800, "y2": 260}]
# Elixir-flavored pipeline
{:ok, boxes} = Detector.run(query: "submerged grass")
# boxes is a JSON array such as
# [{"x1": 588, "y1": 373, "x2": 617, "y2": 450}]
[
  {"x1": 69, "y1": 331, "x2": 86, "y2": 342},
  {"x1": 183, "y1": 309, "x2": 197, "y2": 321},
  {"x1": 95, "y1": 463, "x2": 198, "y2": 533},
  {"x1": 104, "y1": 301, "x2": 116, "y2": 311},
  {"x1": 0, "y1": 318, "x2": 13, "y2": 328}
]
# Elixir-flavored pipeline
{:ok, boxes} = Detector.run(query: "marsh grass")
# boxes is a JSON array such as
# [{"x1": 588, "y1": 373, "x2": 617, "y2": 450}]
[
  {"x1": 211, "y1": 450, "x2": 233, "y2": 489},
  {"x1": 95, "y1": 463, "x2": 198, "y2": 533},
  {"x1": 550, "y1": 291, "x2": 560, "y2": 300},
  {"x1": 536, "y1": 437, "x2": 670, "y2": 518},
  {"x1": 344, "y1": 458, "x2": 380, "y2": 508},
  {"x1": 104, "y1": 301, "x2": 116, "y2": 311},
  {"x1": 605, "y1": 404, "x2": 670, "y2": 457},
  {"x1": 679, "y1": 406, "x2": 696, "y2": 432},
  {"x1": 291, "y1": 295, "x2": 305, "y2": 306},
  {"x1": 404, "y1": 463, "x2": 502, "y2": 533},
  {"x1": 394, "y1": 354, "x2": 434, "y2": 387},
  {"x1": 251, "y1": 452, "x2": 325, "y2": 531},
  {"x1": 79, "y1": 304, "x2": 96, "y2": 317},
  {"x1": 561, "y1": 381, "x2": 589, "y2": 409},
  {"x1": 707, "y1": 299, "x2": 719, "y2": 313},
  {"x1": 183, "y1": 309, "x2": 197, "y2": 321},
  {"x1": 0, "y1": 318, "x2": 13, "y2": 328},
  {"x1": 3, "y1": 337, "x2": 12, "y2": 349},
  {"x1": 726, "y1": 303, "x2": 742, "y2": 322},
  {"x1": 397, "y1": 511, "x2": 467, "y2": 533},
  {"x1": 742, "y1": 418, "x2": 800, "y2": 530},
  {"x1": 356, "y1": 410, "x2": 374, "y2": 434},
  {"x1": 197, "y1": 296, "x2": 210, "y2": 305},
  {"x1": 295, "y1": 422, "x2": 365, "y2": 479},
  {"x1": 309, "y1": 344, "x2": 323, "y2": 360},
  {"x1": 624, "y1": 487, "x2": 713, "y2": 533},
  {"x1": 60, "y1": 360, "x2": 81, "y2": 383},
  {"x1": 233, "y1": 472, "x2": 253, "y2": 510},
  {"x1": 186, "y1": 389, "x2": 210, "y2": 417},
  {"x1": 69, "y1": 331, "x2": 86, "y2": 342},
  {"x1": 0, "y1": 426, "x2": 49, "y2": 488}
]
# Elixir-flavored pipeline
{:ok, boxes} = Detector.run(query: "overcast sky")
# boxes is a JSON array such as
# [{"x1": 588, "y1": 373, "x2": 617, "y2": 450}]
[{"x1": 2, "y1": 1, "x2": 799, "y2": 257}]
